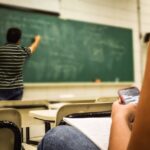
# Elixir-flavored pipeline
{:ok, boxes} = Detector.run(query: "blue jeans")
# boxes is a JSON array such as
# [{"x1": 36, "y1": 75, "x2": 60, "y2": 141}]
[
  {"x1": 0, "y1": 88, "x2": 23, "y2": 100},
  {"x1": 38, "y1": 125, "x2": 100, "y2": 150}
]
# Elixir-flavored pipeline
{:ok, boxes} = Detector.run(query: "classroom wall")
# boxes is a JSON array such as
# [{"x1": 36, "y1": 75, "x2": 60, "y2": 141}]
[
  {"x1": 0, "y1": 0, "x2": 147, "y2": 141},
  {"x1": 0, "y1": 0, "x2": 60, "y2": 13},
  {"x1": 0, "y1": 0, "x2": 146, "y2": 100},
  {"x1": 140, "y1": 0, "x2": 150, "y2": 38},
  {"x1": 140, "y1": 0, "x2": 150, "y2": 77}
]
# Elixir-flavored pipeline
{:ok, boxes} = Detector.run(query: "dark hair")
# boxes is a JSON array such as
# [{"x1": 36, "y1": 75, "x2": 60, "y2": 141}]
[
  {"x1": 144, "y1": 33, "x2": 150, "y2": 43},
  {"x1": 7, "y1": 28, "x2": 22, "y2": 43}
]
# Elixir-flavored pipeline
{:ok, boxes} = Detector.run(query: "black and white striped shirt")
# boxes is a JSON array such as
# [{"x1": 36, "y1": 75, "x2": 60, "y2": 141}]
[{"x1": 0, "y1": 43, "x2": 31, "y2": 89}]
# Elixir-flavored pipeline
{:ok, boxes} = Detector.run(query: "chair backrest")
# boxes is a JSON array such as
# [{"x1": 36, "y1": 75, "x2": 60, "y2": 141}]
[
  {"x1": 0, "y1": 108, "x2": 21, "y2": 150},
  {"x1": 55, "y1": 102, "x2": 113, "y2": 126},
  {"x1": 96, "y1": 96, "x2": 118, "y2": 103}
]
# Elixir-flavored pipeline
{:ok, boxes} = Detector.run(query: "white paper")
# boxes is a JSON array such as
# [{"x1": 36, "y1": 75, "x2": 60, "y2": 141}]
[{"x1": 63, "y1": 117, "x2": 112, "y2": 150}]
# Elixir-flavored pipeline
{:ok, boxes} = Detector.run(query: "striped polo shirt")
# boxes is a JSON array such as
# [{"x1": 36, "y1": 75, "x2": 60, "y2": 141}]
[{"x1": 0, "y1": 43, "x2": 31, "y2": 89}]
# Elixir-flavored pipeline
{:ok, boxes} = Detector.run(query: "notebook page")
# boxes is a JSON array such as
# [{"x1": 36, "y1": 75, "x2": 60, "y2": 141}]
[{"x1": 63, "y1": 117, "x2": 111, "y2": 150}]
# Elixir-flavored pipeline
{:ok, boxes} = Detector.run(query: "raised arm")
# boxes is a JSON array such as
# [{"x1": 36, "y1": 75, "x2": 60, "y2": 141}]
[
  {"x1": 29, "y1": 35, "x2": 41, "y2": 53},
  {"x1": 127, "y1": 42, "x2": 150, "y2": 149}
]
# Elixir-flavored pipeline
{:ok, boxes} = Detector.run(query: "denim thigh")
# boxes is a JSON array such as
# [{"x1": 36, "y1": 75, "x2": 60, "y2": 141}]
[{"x1": 38, "y1": 125, "x2": 100, "y2": 150}]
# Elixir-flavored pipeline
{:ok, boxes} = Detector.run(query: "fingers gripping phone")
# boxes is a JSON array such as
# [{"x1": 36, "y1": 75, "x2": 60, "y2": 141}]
[{"x1": 118, "y1": 87, "x2": 140, "y2": 104}]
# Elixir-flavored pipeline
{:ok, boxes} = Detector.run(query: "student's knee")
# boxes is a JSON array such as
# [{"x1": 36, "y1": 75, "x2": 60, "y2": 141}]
[
  {"x1": 38, "y1": 125, "x2": 100, "y2": 150},
  {"x1": 38, "y1": 125, "x2": 74, "y2": 150}
]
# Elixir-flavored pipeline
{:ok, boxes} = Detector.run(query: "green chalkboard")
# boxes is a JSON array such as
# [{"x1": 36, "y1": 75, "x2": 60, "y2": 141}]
[{"x1": 0, "y1": 6, "x2": 134, "y2": 82}]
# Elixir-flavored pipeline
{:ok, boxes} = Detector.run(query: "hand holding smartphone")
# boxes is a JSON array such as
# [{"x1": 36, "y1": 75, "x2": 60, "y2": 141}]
[{"x1": 118, "y1": 87, "x2": 140, "y2": 104}]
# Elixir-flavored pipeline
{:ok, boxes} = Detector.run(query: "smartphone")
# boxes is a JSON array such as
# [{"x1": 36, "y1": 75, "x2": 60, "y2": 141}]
[{"x1": 118, "y1": 87, "x2": 140, "y2": 104}]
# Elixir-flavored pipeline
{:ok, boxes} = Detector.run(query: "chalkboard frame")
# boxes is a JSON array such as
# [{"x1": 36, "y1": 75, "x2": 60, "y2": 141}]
[
  {"x1": 0, "y1": 4, "x2": 134, "y2": 83},
  {"x1": 0, "y1": 3, "x2": 60, "y2": 16}
]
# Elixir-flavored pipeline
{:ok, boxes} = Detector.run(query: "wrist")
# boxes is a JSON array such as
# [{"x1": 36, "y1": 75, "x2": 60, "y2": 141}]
[
  {"x1": 112, "y1": 113, "x2": 127, "y2": 122},
  {"x1": 112, "y1": 110, "x2": 133, "y2": 125},
  {"x1": 112, "y1": 111, "x2": 135, "y2": 131}
]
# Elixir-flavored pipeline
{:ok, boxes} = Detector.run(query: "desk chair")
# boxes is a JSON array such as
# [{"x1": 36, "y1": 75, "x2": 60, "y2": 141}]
[
  {"x1": 0, "y1": 108, "x2": 21, "y2": 150},
  {"x1": 96, "y1": 96, "x2": 118, "y2": 103},
  {"x1": 55, "y1": 102, "x2": 114, "y2": 150},
  {"x1": 0, "y1": 100, "x2": 49, "y2": 145},
  {"x1": 29, "y1": 102, "x2": 113, "y2": 131},
  {"x1": 55, "y1": 102, "x2": 113, "y2": 126},
  {"x1": 29, "y1": 101, "x2": 113, "y2": 146}
]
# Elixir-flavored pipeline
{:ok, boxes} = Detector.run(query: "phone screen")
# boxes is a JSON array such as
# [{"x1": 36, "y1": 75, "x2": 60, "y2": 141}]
[{"x1": 118, "y1": 87, "x2": 140, "y2": 104}]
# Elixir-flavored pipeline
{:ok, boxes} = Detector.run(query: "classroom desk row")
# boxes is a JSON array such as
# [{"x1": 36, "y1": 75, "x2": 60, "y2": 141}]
[
  {"x1": 29, "y1": 96, "x2": 117, "y2": 137},
  {"x1": 29, "y1": 102, "x2": 114, "y2": 130},
  {"x1": 0, "y1": 96, "x2": 118, "y2": 144}
]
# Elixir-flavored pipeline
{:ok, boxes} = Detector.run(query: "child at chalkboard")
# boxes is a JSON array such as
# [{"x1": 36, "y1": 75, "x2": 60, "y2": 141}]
[{"x1": 0, "y1": 27, "x2": 41, "y2": 100}]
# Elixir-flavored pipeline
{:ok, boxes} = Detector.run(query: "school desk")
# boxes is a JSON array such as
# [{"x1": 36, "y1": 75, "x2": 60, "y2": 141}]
[{"x1": 29, "y1": 102, "x2": 113, "y2": 135}]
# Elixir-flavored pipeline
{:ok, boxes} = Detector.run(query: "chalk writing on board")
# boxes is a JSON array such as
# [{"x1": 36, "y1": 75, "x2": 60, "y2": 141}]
[{"x1": 0, "y1": 6, "x2": 134, "y2": 82}]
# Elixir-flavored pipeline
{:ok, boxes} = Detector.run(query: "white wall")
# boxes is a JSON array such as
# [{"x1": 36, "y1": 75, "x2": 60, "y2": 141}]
[
  {"x1": 140, "y1": 0, "x2": 150, "y2": 78},
  {"x1": 0, "y1": 0, "x2": 145, "y2": 100},
  {"x1": 140, "y1": 0, "x2": 150, "y2": 33},
  {"x1": 23, "y1": 82, "x2": 133, "y2": 100},
  {"x1": 0, "y1": 0, "x2": 60, "y2": 13}
]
